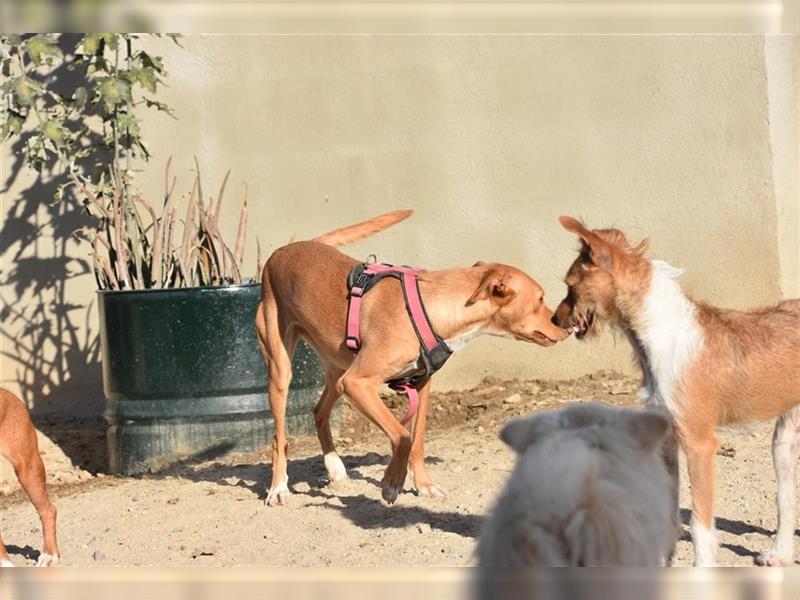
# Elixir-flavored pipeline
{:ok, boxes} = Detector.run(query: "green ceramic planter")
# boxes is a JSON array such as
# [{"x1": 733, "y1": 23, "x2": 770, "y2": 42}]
[{"x1": 98, "y1": 283, "x2": 333, "y2": 475}]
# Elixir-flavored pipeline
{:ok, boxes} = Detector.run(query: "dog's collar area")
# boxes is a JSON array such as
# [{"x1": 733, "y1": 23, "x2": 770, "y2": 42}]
[{"x1": 345, "y1": 261, "x2": 452, "y2": 425}]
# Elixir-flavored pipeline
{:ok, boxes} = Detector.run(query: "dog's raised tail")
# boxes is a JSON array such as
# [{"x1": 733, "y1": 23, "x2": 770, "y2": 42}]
[{"x1": 313, "y1": 209, "x2": 413, "y2": 247}]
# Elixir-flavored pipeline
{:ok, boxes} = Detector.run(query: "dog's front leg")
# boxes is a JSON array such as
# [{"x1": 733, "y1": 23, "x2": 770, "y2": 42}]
[
  {"x1": 408, "y1": 380, "x2": 444, "y2": 499},
  {"x1": 341, "y1": 372, "x2": 412, "y2": 504},
  {"x1": 758, "y1": 406, "x2": 800, "y2": 566},
  {"x1": 682, "y1": 428, "x2": 719, "y2": 566}
]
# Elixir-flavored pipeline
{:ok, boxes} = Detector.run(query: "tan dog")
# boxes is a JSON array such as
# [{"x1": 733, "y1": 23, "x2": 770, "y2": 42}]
[
  {"x1": 552, "y1": 216, "x2": 800, "y2": 566},
  {"x1": 476, "y1": 403, "x2": 679, "y2": 568},
  {"x1": 257, "y1": 210, "x2": 569, "y2": 505},
  {"x1": 0, "y1": 388, "x2": 60, "y2": 567}
]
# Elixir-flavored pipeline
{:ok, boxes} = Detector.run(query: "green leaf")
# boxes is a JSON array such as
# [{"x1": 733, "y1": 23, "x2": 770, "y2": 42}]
[
  {"x1": 97, "y1": 76, "x2": 131, "y2": 112},
  {"x1": 82, "y1": 34, "x2": 102, "y2": 55},
  {"x1": 42, "y1": 118, "x2": 68, "y2": 147},
  {"x1": 116, "y1": 112, "x2": 140, "y2": 137},
  {"x1": 1, "y1": 110, "x2": 25, "y2": 139},
  {"x1": 136, "y1": 67, "x2": 157, "y2": 93},
  {"x1": 25, "y1": 34, "x2": 61, "y2": 66},
  {"x1": 12, "y1": 77, "x2": 39, "y2": 107},
  {"x1": 54, "y1": 182, "x2": 71, "y2": 203},
  {"x1": 42, "y1": 136, "x2": 58, "y2": 154},
  {"x1": 138, "y1": 51, "x2": 164, "y2": 72},
  {"x1": 102, "y1": 34, "x2": 119, "y2": 51},
  {"x1": 142, "y1": 97, "x2": 175, "y2": 117},
  {"x1": 25, "y1": 137, "x2": 47, "y2": 171}
]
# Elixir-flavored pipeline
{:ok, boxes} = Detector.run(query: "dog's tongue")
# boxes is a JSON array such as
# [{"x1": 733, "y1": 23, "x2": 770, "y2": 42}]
[{"x1": 572, "y1": 320, "x2": 588, "y2": 338}]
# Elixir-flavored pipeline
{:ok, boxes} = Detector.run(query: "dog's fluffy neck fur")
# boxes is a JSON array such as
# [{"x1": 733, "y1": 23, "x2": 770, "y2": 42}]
[{"x1": 615, "y1": 259, "x2": 704, "y2": 416}]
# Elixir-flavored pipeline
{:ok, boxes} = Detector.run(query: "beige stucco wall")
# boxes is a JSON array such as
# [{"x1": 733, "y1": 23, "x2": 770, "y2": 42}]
[{"x1": 1, "y1": 35, "x2": 798, "y2": 414}]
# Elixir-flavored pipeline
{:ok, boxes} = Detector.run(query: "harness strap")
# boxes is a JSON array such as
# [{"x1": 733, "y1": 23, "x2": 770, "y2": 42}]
[
  {"x1": 345, "y1": 261, "x2": 450, "y2": 427},
  {"x1": 398, "y1": 383, "x2": 419, "y2": 427},
  {"x1": 345, "y1": 291, "x2": 366, "y2": 351},
  {"x1": 346, "y1": 263, "x2": 415, "y2": 351},
  {"x1": 400, "y1": 271, "x2": 439, "y2": 351}
]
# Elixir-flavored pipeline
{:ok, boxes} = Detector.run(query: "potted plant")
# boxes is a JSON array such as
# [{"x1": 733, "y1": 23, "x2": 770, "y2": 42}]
[{"x1": 2, "y1": 34, "x2": 330, "y2": 474}]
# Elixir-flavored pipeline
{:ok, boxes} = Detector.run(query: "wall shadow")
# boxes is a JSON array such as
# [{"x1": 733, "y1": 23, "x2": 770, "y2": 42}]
[{"x1": 1, "y1": 35, "x2": 107, "y2": 469}]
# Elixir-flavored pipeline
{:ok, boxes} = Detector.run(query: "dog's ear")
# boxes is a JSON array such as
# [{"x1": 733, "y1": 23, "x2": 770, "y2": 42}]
[
  {"x1": 500, "y1": 413, "x2": 563, "y2": 453},
  {"x1": 626, "y1": 411, "x2": 671, "y2": 451},
  {"x1": 586, "y1": 242, "x2": 613, "y2": 271},
  {"x1": 466, "y1": 269, "x2": 514, "y2": 306},
  {"x1": 559, "y1": 216, "x2": 589, "y2": 237},
  {"x1": 472, "y1": 261, "x2": 486, "y2": 267},
  {"x1": 499, "y1": 416, "x2": 538, "y2": 453},
  {"x1": 559, "y1": 216, "x2": 613, "y2": 271}
]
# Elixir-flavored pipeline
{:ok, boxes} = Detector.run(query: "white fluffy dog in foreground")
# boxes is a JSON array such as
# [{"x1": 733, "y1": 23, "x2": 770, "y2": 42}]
[{"x1": 476, "y1": 402, "x2": 679, "y2": 568}]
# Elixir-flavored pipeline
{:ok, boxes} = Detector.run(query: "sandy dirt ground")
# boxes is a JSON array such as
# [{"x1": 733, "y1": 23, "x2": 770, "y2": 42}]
[{"x1": 0, "y1": 371, "x2": 791, "y2": 567}]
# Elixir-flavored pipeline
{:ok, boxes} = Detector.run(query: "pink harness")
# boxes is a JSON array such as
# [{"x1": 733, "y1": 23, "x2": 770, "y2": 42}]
[{"x1": 345, "y1": 262, "x2": 452, "y2": 426}]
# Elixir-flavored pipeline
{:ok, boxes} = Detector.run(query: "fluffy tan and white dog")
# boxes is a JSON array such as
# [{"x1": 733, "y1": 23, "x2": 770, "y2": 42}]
[
  {"x1": 552, "y1": 216, "x2": 800, "y2": 566},
  {"x1": 476, "y1": 402, "x2": 679, "y2": 568}
]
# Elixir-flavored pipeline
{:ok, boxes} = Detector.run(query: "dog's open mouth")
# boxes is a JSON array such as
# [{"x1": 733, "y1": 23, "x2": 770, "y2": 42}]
[{"x1": 571, "y1": 310, "x2": 595, "y2": 340}]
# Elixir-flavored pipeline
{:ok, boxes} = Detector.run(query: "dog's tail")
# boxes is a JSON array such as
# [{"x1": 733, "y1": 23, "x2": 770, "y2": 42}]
[{"x1": 312, "y1": 209, "x2": 413, "y2": 247}]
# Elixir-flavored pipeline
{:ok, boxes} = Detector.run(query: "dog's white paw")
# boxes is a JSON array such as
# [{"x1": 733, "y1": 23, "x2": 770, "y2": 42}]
[
  {"x1": 324, "y1": 452, "x2": 349, "y2": 483},
  {"x1": 691, "y1": 518, "x2": 718, "y2": 566},
  {"x1": 415, "y1": 483, "x2": 446, "y2": 499},
  {"x1": 265, "y1": 482, "x2": 291, "y2": 507},
  {"x1": 0, "y1": 559, "x2": 14, "y2": 567},
  {"x1": 36, "y1": 553, "x2": 60, "y2": 567},
  {"x1": 756, "y1": 550, "x2": 792, "y2": 567}
]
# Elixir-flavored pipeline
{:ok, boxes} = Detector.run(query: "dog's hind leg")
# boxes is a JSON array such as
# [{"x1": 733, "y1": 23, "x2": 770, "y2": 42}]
[
  {"x1": 682, "y1": 427, "x2": 719, "y2": 566},
  {"x1": 0, "y1": 533, "x2": 13, "y2": 566},
  {"x1": 408, "y1": 380, "x2": 444, "y2": 499},
  {"x1": 314, "y1": 368, "x2": 348, "y2": 483},
  {"x1": 257, "y1": 295, "x2": 297, "y2": 507},
  {"x1": 758, "y1": 406, "x2": 800, "y2": 566},
  {"x1": 11, "y1": 431, "x2": 59, "y2": 566}
]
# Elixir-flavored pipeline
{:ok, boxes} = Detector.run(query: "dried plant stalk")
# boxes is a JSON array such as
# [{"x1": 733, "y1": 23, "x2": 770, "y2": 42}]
[
  {"x1": 210, "y1": 169, "x2": 230, "y2": 228},
  {"x1": 180, "y1": 179, "x2": 198, "y2": 272},
  {"x1": 112, "y1": 189, "x2": 130, "y2": 289},
  {"x1": 234, "y1": 183, "x2": 248, "y2": 267},
  {"x1": 256, "y1": 237, "x2": 264, "y2": 280},
  {"x1": 150, "y1": 157, "x2": 179, "y2": 287},
  {"x1": 78, "y1": 160, "x2": 252, "y2": 291},
  {"x1": 193, "y1": 156, "x2": 206, "y2": 213}
]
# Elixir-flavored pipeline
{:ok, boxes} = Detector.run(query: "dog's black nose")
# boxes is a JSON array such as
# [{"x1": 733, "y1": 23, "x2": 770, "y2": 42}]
[{"x1": 550, "y1": 313, "x2": 560, "y2": 326}]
